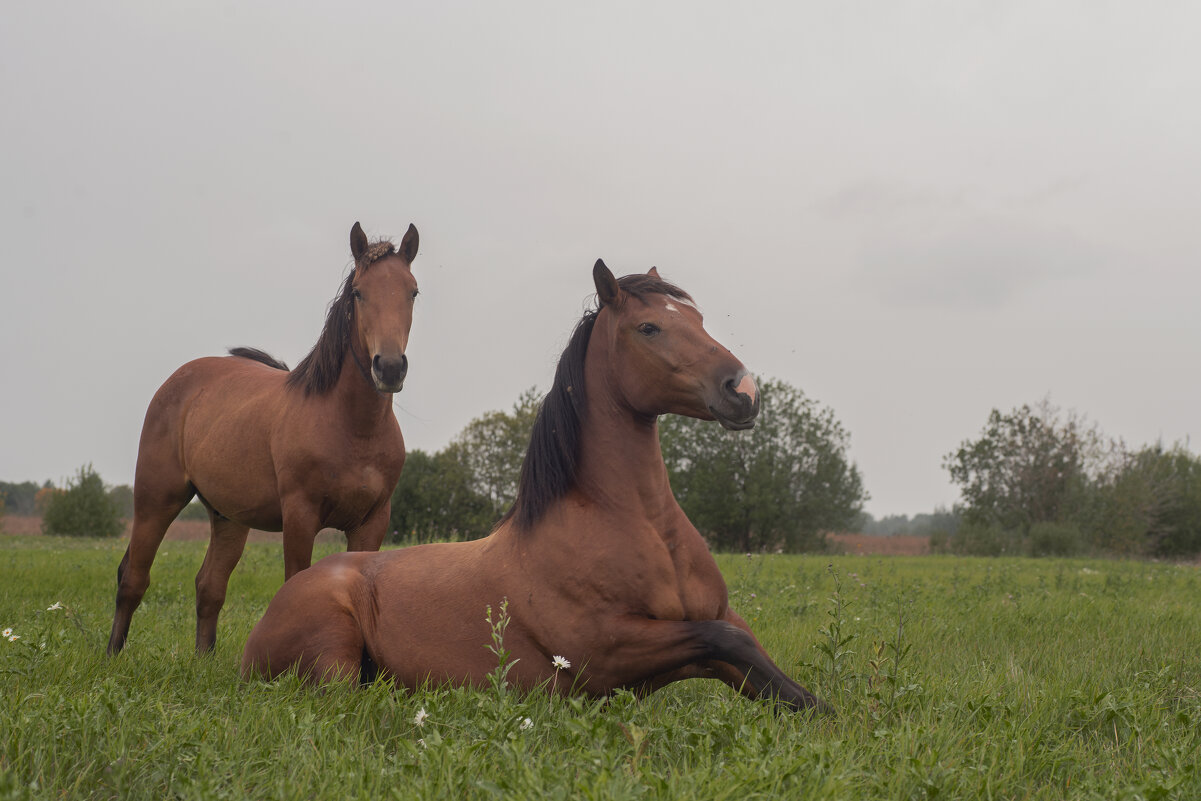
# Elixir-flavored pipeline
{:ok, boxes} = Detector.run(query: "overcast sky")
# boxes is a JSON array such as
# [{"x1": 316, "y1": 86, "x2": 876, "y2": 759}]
[{"x1": 2, "y1": 2, "x2": 1198, "y2": 518}]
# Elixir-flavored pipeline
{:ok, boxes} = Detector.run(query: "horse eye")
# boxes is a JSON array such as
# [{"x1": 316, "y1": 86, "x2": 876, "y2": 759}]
[
  {"x1": 638, "y1": 323, "x2": 660, "y2": 337},
  {"x1": 352, "y1": 288, "x2": 363, "y2": 301},
  {"x1": 411, "y1": 289, "x2": 419, "y2": 300}
]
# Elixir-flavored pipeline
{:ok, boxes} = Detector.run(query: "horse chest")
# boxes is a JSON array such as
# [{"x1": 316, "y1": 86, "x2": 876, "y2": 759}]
[
  {"x1": 321, "y1": 467, "x2": 388, "y2": 526},
  {"x1": 621, "y1": 544, "x2": 723, "y2": 622}
]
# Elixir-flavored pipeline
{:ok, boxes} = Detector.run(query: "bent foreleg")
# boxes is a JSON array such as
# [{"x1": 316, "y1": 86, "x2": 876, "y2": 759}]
[{"x1": 588, "y1": 617, "x2": 830, "y2": 713}]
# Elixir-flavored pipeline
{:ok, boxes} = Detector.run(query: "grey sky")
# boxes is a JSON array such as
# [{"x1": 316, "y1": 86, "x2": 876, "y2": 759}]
[{"x1": 2, "y1": 2, "x2": 1198, "y2": 517}]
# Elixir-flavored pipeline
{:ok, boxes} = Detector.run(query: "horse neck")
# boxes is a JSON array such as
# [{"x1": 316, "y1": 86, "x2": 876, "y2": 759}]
[
  {"x1": 573, "y1": 340, "x2": 678, "y2": 527},
  {"x1": 329, "y1": 333, "x2": 392, "y2": 429}
]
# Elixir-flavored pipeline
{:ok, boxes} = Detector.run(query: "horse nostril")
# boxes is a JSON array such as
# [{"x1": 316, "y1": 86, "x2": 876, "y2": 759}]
[
  {"x1": 372, "y1": 355, "x2": 382, "y2": 373},
  {"x1": 398, "y1": 354, "x2": 408, "y2": 377}
]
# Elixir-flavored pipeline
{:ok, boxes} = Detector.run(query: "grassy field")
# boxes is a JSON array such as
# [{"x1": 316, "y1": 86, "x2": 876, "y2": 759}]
[{"x1": 1, "y1": 536, "x2": 1199, "y2": 800}]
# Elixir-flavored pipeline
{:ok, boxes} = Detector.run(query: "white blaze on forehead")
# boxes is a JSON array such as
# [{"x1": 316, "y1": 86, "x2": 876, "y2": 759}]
[
  {"x1": 735, "y1": 373, "x2": 758, "y2": 402},
  {"x1": 662, "y1": 296, "x2": 699, "y2": 315}
]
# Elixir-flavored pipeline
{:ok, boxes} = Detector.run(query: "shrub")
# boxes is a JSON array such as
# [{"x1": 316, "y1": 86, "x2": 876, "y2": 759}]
[
  {"x1": 949, "y1": 522, "x2": 1021, "y2": 556},
  {"x1": 177, "y1": 500, "x2": 210, "y2": 521},
  {"x1": 1027, "y1": 521, "x2": 1085, "y2": 557},
  {"x1": 41, "y1": 464, "x2": 124, "y2": 538}
]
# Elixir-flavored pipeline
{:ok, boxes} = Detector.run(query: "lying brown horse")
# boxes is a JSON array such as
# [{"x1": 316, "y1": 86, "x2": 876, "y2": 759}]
[
  {"x1": 242, "y1": 260, "x2": 828, "y2": 713},
  {"x1": 108, "y1": 221, "x2": 420, "y2": 656}
]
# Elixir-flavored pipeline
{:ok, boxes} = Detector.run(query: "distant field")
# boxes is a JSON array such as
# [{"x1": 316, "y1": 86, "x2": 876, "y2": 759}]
[
  {"x1": 1, "y1": 515, "x2": 929, "y2": 554},
  {"x1": 2, "y1": 536, "x2": 1199, "y2": 800}
]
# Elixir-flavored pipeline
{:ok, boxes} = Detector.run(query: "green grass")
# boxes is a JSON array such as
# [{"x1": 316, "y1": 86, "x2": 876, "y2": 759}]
[{"x1": 2, "y1": 537, "x2": 1200, "y2": 800}]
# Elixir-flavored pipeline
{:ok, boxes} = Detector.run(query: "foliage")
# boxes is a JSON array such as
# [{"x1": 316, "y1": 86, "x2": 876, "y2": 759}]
[
  {"x1": 107, "y1": 483, "x2": 134, "y2": 519},
  {"x1": 946, "y1": 399, "x2": 1201, "y2": 558},
  {"x1": 34, "y1": 485, "x2": 61, "y2": 515},
  {"x1": 943, "y1": 398, "x2": 1107, "y2": 535},
  {"x1": 0, "y1": 480, "x2": 48, "y2": 516},
  {"x1": 858, "y1": 507, "x2": 960, "y2": 538},
  {"x1": 1086, "y1": 443, "x2": 1201, "y2": 558},
  {"x1": 3, "y1": 538, "x2": 1201, "y2": 800},
  {"x1": 1026, "y1": 521, "x2": 1085, "y2": 557},
  {"x1": 388, "y1": 448, "x2": 496, "y2": 543},
  {"x1": 450, "y1": 387, "x2": 540, "y2": 517},
  {"x1": 944, "y1": 521, "x2": 1020, "y2": 556},
  {"x1": 660, "y1": 378, "x2": 867, "y2": 552},
  {"x1": 40, "y1": 464, "x2": 124, "y2": 538},
  {"x1": 177, "y1": 500, "x2": 210, "y2": 521}
]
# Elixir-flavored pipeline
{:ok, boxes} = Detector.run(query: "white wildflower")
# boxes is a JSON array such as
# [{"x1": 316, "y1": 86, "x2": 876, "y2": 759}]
[
  {"x1": 1, "y1": 628, "x2": 11, "y2": 638},
  {"x1": 519, "y1": 717, "x2": 533, "y2": 730},
  {"x1": 551, "y1": 655, "x2": 571, "y2": 670},
  {"x1": 7, "y1": 634, "x2": 18, "y2": 642},
  {"x1": 413, "y1": 707, "x2": 429, "y2": 727},
  {"x1": 47, "y1": 602, "x2": 63, "y2": 611}
]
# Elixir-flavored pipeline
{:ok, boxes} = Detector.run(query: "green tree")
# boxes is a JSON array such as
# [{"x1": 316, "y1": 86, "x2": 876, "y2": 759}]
[
  {"x1": 660, "y1": 378, "x2": 867, "y2": 552},
  {"x1": 388, "y1": 448, "x2": 496, "y2": 543},
  {"x1": 0, "y1": 480, "x2": 45, "y2": 516},
  {"x1": 943, "y1": 399, "x2": 1107, "y2": 536},
  {"x1": 41, "y1": 464, "x2": 124, "y2": 538},
  {"x1": 1088, "y1": 443, "x2": 1201, "y2": 558},
  {"x1": 107, "y1": 484, "x2": 134, "y2": 519},
  {"x1": 451, "y1": 387, "x2": 540, "y2": 517}
]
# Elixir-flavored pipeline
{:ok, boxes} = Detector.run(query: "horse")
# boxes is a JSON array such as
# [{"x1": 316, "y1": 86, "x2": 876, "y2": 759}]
[
  {"x1": 107, "y1": 221, "x2": 420, "y2": 656},
  {"x1": 240, "y1": 259, "x2": 829, "y2": 714}
]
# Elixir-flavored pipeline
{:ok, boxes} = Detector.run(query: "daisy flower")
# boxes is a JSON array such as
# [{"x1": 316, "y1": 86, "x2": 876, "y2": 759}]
[
  {"x1": 519, "y1": 718, "x2": 533, "y2": 731},
  {"x1": 413, "y1": 708, "x2": 429, "y2": 727},
  {"x1": 47, "y1": 602, "x2": 64, "y2": 611},
  {"x1": 551, "y1": 655, "x2": 571, "y2": 670}
]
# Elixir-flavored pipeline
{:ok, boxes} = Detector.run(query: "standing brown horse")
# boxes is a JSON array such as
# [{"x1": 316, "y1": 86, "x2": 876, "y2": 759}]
[
  {"x1": 107, "y1": 221, "x2": 420, "y2": 656},
  {"x1": 241, "y1": 260, "x2": 828, "y2": 714}
]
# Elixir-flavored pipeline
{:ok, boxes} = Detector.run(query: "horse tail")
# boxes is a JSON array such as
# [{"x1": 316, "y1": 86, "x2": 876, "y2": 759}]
[{"x1": 228, "y1": 347, "x2": 289, "y2": 371}]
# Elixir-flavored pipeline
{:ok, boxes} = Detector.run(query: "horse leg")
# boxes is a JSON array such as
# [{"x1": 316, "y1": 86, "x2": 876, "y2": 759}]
[
  {"x1": 240, "y1": 557, "x2": 367, "y2": 683},
  {"x1": 344, "y1": 501, "x2": 390, "y2": 553},
  {"x1": 280, "y1": 502, "x2": 321, "y2": 580},
  {"x1": 704, "y1": 608, "x2": 833, "y2": 713},
  {"x1": 194, "y1": 513, "x2": 250, "y2": 653},
  {"x1": 592, "y1": 617, "x2": 829, "y2": 713},
  {"x1": 107, "y1": 484, "x2": 192, "y2": 655}
]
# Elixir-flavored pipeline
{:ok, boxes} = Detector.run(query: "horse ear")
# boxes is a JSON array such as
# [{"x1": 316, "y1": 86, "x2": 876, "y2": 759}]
[
  {"x1": 399, "y1": 223, "x2": 419, "y2": 264},
  {"x1": 350, "y1": 222, "x2": 368, "y2": 262},
  {"x1": 593, "y1": 259, "x2": 620, "y2": 307},
  {"x1": 648, "y1": 266, "x2": 661, "y2": 278}
]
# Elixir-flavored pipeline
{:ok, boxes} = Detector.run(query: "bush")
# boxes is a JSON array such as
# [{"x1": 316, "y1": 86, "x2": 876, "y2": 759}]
[
  {"x1": 177, "y1": 500, "x2": 210, "y2": 521},
  {"x1": 1027, "y1": 521, "x2": 1085, "y2": 557},
  {"x1": 41, "y1": 464, "x2": 124, "y2": 538},
  {"x1": 949, "y1": 522, "x2": 1021, "y2": 556},
  {"x1": 388, "y1": 449, "x2": 496, "y2": 544}
]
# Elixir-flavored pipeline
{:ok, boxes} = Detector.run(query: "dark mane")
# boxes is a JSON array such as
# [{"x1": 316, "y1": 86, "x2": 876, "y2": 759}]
[
  {"x1": 501, "y1": 273, "x2": 694, "y2": 532},
  {"x1": 286, "y1": 241, "x2": 397, "y2": 395},
  {"x1": 228, "y1": 347, "x2": 288, "y2": 371}
]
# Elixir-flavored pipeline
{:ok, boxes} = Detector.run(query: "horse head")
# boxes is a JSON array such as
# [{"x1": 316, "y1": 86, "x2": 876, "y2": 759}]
[
  {"x1": 349, "y1": 222, "x2": 419, "y2": 393},
  {"x1": 591, "y1": 260, "x2": 759, "y2": 430}
]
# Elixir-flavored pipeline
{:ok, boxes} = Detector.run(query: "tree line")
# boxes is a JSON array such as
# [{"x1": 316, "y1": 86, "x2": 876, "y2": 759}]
[
  {"x1": 9, "y1": 389, "x2": 1199, "y2": 560},
  {"x1": 941, "y1": 398, "x2": 1201, "y2": 558}
]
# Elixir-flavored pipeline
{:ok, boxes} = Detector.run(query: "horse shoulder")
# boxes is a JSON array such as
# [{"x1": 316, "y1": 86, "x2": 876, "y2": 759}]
[{"x1": 667, "y1": 516, "x2": 730, "y2": 621}]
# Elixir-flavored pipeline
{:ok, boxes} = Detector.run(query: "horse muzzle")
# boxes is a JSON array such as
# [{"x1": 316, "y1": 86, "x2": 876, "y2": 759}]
[
  {"x1": 707, "y1": 371, "x2": 760, "y2": 431},
  {"x1": 371, "y1": 353, "x2": 408, "y2": 393}
]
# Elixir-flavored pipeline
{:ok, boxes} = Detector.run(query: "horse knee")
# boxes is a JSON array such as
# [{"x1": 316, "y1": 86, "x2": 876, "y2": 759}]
[
  {"x1": 194, "y1": 578, "x2": 227, "y2": 619},
  {"x1": 116, "y1": 570, "x2": 151, "y2": 606}
]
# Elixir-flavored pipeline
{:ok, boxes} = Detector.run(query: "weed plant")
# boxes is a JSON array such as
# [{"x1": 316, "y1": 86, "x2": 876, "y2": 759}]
[{"x1": 1, "y1": 537, "x2": 1199, "y2": 799}]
